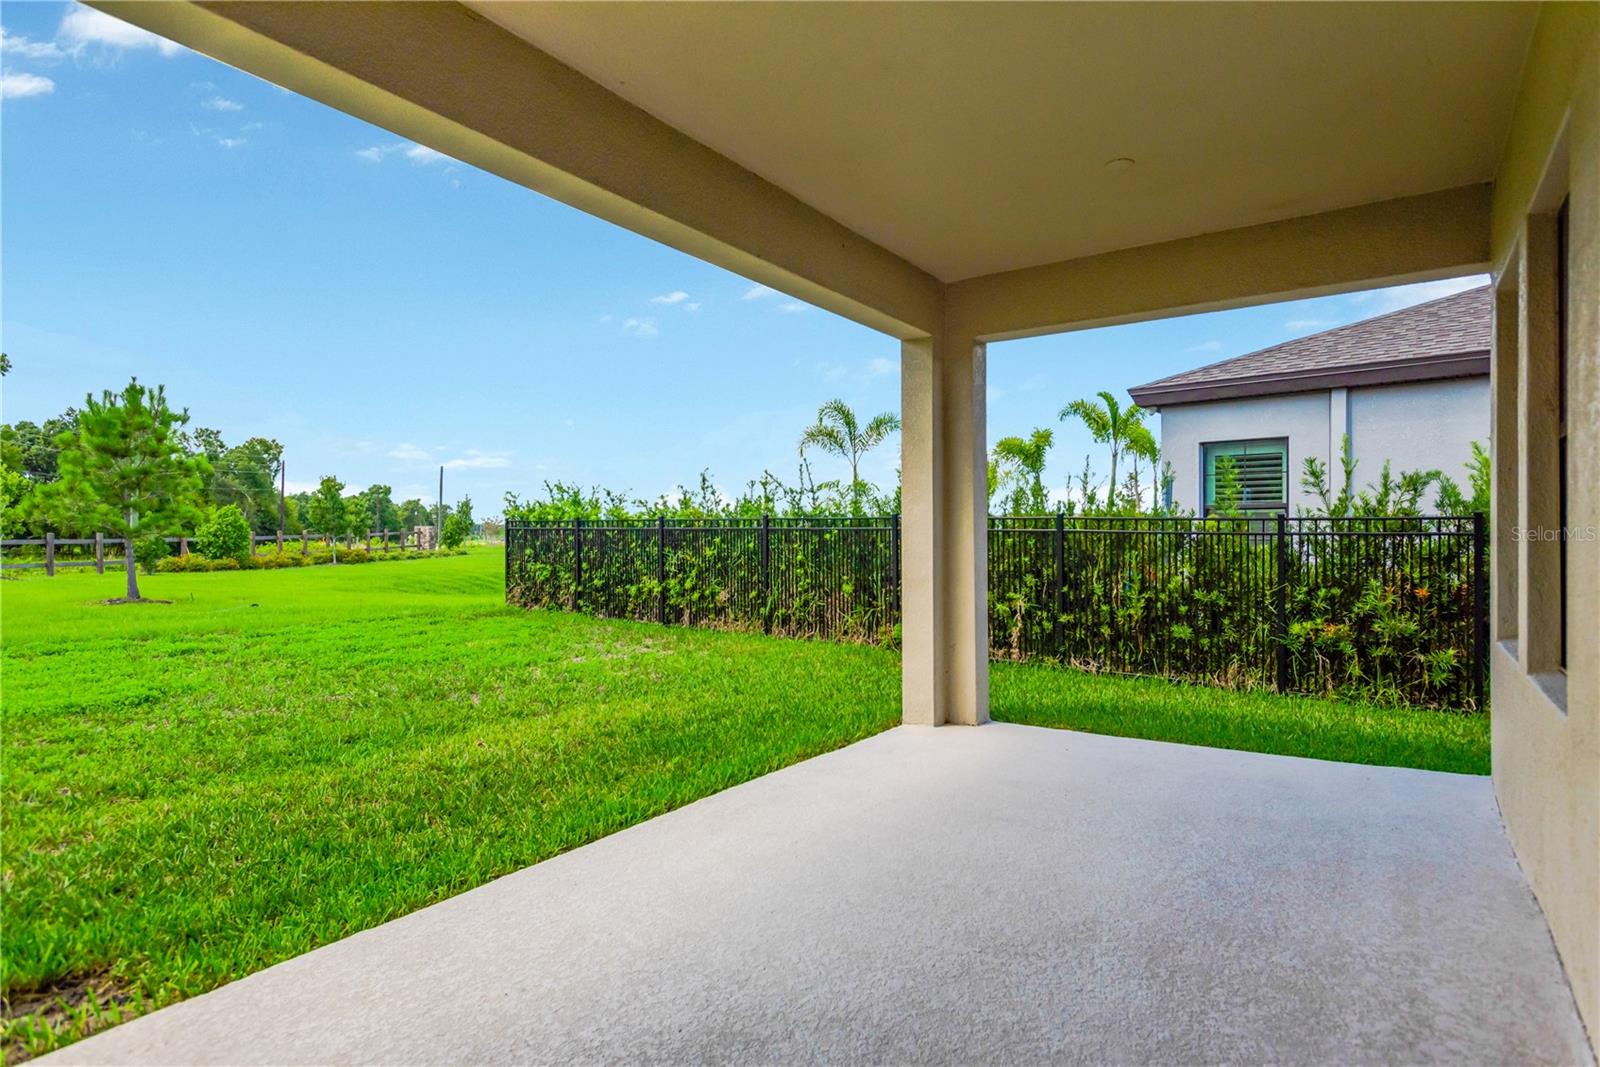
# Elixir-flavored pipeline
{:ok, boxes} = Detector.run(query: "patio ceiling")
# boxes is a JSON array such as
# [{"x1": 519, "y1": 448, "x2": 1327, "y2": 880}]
[{"x1": 469, "y1": 1, "x2": 1536, "y2": 283}]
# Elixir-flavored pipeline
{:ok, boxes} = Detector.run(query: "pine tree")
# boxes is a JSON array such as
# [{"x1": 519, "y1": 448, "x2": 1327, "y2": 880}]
[
  {"x1": 307, "y1": 476, "x2": 348, "y2": 563},
  {"x1": 33, "y1": 379, "x2": 208, "y2": 602}
]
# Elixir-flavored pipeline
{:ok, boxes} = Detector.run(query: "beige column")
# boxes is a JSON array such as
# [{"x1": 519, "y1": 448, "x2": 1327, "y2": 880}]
[{"x1": 901, "y1": 331, "x2": 989, "y2": 726}]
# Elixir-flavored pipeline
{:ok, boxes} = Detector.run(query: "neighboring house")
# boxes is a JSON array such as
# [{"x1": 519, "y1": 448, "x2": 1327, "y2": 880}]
[{"x1": 1130, "y1": 286, "x2": 1490, "y2": 515}]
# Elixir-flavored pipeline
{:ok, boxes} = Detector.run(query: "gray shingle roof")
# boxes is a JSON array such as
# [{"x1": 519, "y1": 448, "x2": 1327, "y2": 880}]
[{"x1": 1129, "y1": 285, "x2": 1490, "y2": 408}]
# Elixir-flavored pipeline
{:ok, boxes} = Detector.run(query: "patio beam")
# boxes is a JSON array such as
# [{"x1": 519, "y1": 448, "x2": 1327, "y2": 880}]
[
  {"x1": 89, "y1": 0, "x2": 942, "y2": 340},
  {"x1": 946, "y1": 184, "x2": 1493, "y2": 342},
  {"x1": 901, "y1": 330, "x2": 988, "y2": 727}
]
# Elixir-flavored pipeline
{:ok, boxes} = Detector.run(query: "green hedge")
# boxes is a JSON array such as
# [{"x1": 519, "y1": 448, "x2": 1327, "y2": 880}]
[{"x1": 154, "y1": 548, "x2": 465, "y2": 573}]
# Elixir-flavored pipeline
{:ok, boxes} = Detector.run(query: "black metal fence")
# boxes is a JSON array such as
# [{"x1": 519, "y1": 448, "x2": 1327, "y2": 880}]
[{"x1": 507, "y1": 513, "x2": 1487, "y2": 710}]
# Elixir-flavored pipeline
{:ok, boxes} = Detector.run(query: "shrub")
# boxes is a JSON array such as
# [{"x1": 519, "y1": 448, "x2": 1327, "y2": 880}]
[
  {"x1": 155, "y1": 553, "x2": 239, "y2": 573},
  {"x1": 194, "y1": 505, "x2": 252, "y2": 562},
  {"x1": 134, "y1": 536, "x2": 171, "y2": 574},
  {"x1": 440, "y1": 512, "x2": 471, "y2": 550}
]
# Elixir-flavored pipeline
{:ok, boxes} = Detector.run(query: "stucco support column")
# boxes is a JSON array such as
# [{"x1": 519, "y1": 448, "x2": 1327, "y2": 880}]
[{"x1": 901, "y1": 332, "x2": 989, "y2": 726}]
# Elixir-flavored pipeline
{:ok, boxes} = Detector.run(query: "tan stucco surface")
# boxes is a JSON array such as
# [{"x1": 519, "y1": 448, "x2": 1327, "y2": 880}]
[
  {"x1": 470, "y1": 1, "x2": 1531, "y2": 283},
  {"x1": 1489, "y1": 0, "x2": 1600, "y2": 1041}
]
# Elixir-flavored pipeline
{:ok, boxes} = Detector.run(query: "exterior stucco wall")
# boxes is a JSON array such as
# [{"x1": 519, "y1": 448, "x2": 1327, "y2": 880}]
[
  {"x1": 1157, "y1": 379, "x2": 1488, "y2": 514},
  {"x1": 1158, "y1": 393, "x2": 1330, "y2": 513},
  {"x1": 1348, "y1": 377, "x2": 1490, "y2": 504},
  {"x1": 1489, "y1": 1, "x2": 1600, "y2": 1043}
]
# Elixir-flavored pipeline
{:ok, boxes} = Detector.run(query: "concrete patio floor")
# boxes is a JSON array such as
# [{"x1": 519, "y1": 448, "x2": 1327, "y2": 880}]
[{"x1": 46, "y1": 724, "x2": 1591, "y2": 1065}]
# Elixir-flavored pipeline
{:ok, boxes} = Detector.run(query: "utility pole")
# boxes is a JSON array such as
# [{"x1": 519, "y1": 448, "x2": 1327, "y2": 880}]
[
  {"x1": 278, "y1": 460, "x2": 286, "y2": 531},
  {"x1": 436, "y1": 465, "x2": 444, "y2": 550}
]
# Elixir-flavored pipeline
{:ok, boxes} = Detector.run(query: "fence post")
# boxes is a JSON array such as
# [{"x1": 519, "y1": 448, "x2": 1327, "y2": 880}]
[
  {"x1": 1275, "y1": 513, "x2": 1290, "y2": 692},
  {"x1": 44, "y1": 531, "x2": 55, "y2": 577},
  {"x1": 1053, "y1": 511, "x2": 1066, "y2": 658},
  {"x1": 1473, "y1": 510, "x2": 1487, "y2": 711},
  {"x1": 95, "y1": 532, "x2": 105, "y2": 575},
  {"x1": 571, "y1": 518, "x2": 583, "y2": 612},
  {"x1": 302, "y1": 531, "x2": 309, "y2": 556},
  {"x1": 657, "y1": 516, "x2": 667, "y2": 625},
  {"x1": 179, "y1": 536, "x2": 189, "y2": 556},
  {"x1": 761, "y1": 513, "x2": 773, "y2": 634},
  {"x1": 889, "y1": 513, "x2": 901, "y2": 620},
  {"x1": 277, "y1": 529, "x2": 284, "y2": 555}
]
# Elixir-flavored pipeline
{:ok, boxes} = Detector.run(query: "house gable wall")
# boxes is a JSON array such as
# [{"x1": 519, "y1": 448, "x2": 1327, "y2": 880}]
[
  {"x1": 1156, "y1": 377, "x2": 1487, "y2": 514},
  {"x1": 1347, "y1": 377, "x2": 1490, "y2": 502}
]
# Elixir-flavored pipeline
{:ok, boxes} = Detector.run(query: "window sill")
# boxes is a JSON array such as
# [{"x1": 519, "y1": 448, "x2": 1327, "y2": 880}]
[
  {"x1": 1494, "y1": 640, "x2": 1569, "y2": 718},
  {"x1": 1530, "y1": 670, "x2": 1569, "y2": 718}
]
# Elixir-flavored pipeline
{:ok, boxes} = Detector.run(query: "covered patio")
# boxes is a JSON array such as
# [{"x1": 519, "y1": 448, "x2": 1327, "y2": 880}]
[
  {"x1": 77, "y1": 1, "x2": 1599, "y2": 1058},
  {"x1": 44, "y1": 725, "x2": 1589, "y2": 1064}
]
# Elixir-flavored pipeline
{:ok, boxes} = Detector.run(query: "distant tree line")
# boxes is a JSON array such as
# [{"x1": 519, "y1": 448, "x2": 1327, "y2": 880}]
[
  {"x1": 3, "y1": 380, "x2": 467, "y2": 543},
  {"x1": 1, "y1": 370, "x2": 478, "y2": 600}
]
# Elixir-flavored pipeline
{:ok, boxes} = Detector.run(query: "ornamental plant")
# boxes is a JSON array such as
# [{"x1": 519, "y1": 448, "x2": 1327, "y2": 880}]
[{"x1": 195, "y1": 504, "x2": 252, "y2": 562}]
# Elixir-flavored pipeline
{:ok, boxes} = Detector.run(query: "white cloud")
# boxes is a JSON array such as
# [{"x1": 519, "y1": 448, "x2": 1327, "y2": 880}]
[
  {"x1": 1, "y1": 71, "x2": 54, "y2": 98},
  {"x1": 201, "y1": 95, "x2": 242, "y2": 111},
  {"x1": 357, "y1": 141, "x2": 453, "y2": 166},
  {"x1": 776, "y1": 301, "x2": 807, "y2": 314},
  {"x1": 1185, "y1": 340, "x2": 1223, "y2": 353},
  {"x1": 810, "y1": 357, "x2": 899, "y2": 386},
  {"x1": 622, "y1": 317, "x2": 659, "y2": 338},
  {"x1": 442, "y1": 451, "x2": 511, "y2": 471},
  {"x1": 742, "y1": 284, "x2": 776, "y2": 300},
  {"x1": 1285, "y1": 318, "x2": 1337, "y2": 331},
  {"x1": 387, "y1": 443, "x2": 430, "y2": 461},
  {"x1": 216, "y1": 137, "x2": 246, "y2": 149},
  {"x1": 683, "y1": 302, "x2": 701, "y2": 312},
  {"x1": 58, "y1": 6, "x2": 183, "y2": 56},
  {"x1": 1350, "y1": 274, "x2": 1488, "y2": 315},
  {"x1": 404, "y1": 143, "x2": 448, "y2": 165},
  {"x1": 1, "y1": 28, "x2": 69, "y2": 61},
  {"x1": 651, "y1": 290, "x2": 690, "y2": 305}
]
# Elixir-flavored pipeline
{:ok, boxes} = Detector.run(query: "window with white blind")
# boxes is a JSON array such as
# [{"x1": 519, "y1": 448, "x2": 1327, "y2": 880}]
[{"x1": 1203, "y1": 439, "x2": 1288, "y2": 515}]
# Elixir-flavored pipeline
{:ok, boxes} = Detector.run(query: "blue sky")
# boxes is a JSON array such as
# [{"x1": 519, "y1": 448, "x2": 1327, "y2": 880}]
[{"x1": 2, "y1": 3, "x2": 1486, "y2": 514}]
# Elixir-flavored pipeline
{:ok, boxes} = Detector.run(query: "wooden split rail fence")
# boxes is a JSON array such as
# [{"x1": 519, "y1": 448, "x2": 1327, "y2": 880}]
[{"x1": 1, "y1": 529, "x2": 436, "y2": 576}]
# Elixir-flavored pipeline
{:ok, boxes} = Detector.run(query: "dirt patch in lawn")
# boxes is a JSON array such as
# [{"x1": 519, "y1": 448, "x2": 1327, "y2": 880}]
[{"x1": 2, "y1": 970, "x2": 139, "y2": 1063}]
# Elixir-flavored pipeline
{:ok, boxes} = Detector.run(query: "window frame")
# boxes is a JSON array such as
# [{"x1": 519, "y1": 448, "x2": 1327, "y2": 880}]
[{"x1": 1201, "y1": 437, "x2": 1290, "y2": 516}]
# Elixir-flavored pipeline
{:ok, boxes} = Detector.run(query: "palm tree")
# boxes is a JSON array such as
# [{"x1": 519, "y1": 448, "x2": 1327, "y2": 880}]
[
  {"x1": 799, "y1": 398, "x2": 900, "y2": 514},
  {"x1": 991, "y1": 427, "x2": 1053, "y2": 514},
  {"x1": 1060, "y1": 391, "x2": 1150, "y2": 512},
  {"x1": 1123, "y1": 419, "x2": 1159, "y2": 509}
]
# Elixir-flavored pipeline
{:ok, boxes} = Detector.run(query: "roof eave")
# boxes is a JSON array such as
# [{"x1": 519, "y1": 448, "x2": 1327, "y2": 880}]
[{"x1": 1130, "y1": 349, "x2": 1489, "y2": 409}]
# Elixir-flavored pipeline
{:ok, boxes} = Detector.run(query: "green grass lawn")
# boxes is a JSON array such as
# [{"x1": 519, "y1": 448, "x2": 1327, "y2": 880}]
[{"x1": 0, "y1": 548, "x2": 1488, "y2": 1058}]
